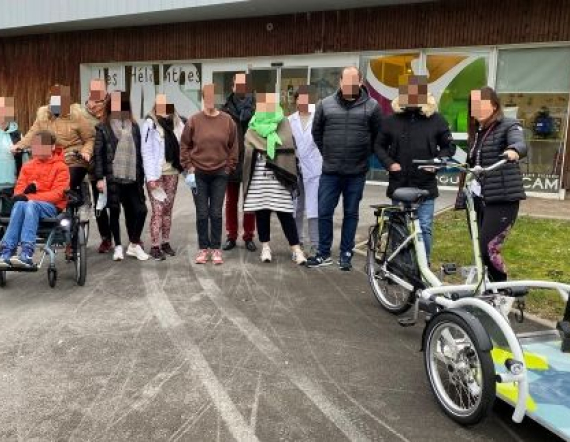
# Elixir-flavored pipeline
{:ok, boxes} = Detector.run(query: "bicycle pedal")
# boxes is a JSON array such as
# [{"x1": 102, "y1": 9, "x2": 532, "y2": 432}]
[{"x1": 398, "y1": 317, "x2": 416, "y2": 327}]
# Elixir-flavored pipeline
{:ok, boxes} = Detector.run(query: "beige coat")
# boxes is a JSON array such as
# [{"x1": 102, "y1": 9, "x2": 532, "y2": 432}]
[
  {"x1": 242, "y1": 118, "x2": 298, "y2": 202},
  {"x1": 17, "y1": 103, "x2": 95, "y2": 168}
]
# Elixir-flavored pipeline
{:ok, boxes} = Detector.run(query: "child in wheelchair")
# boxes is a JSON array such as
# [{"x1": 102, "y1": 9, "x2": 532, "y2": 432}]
[{"x1": 0, "y1": 130, "x2": 70, "y2": 268}]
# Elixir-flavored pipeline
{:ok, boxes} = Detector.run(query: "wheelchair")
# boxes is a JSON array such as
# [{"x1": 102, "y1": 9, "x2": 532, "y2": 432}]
[{"x1": 0, "y1": 189, "x2": 88, "y2": 288}]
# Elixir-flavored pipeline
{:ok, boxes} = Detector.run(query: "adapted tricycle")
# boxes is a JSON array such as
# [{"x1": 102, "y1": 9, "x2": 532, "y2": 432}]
[{"x1": 366, "y1": 157, "x2": 570, "y2": 438}]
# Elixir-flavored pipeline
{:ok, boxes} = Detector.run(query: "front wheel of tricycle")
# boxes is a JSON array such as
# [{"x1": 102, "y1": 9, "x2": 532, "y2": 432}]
[{"x1": 423, "y1": 311, "x2": 496, "y2": 425}]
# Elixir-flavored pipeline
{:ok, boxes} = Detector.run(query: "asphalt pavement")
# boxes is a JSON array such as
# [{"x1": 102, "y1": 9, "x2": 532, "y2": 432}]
[{"x1": 0, "y1": 184, "x2": 562, "y2": 441}]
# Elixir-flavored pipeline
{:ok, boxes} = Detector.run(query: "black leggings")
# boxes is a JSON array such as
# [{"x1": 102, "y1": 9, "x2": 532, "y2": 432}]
[
  {"x1": 476, "y1": 199, "x2": 519, "y2": 282},
  {"x1": 255, "y1": 210, "x2": 299, "y2": 246},
  {"x1": 91, "y1": 181, "x2": 111, "y2": 241},
  {"x1": 69, "y1": 167, "x2": 87, "y2": 191},
  {"x1": 109, "y1": 183, "x2": 148, "y2": 246}
]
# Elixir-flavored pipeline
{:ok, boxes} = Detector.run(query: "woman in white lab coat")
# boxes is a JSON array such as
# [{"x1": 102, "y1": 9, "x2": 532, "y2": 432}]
[{"x1": 289, "y1": 87, "x2": 322, "y2": 255}]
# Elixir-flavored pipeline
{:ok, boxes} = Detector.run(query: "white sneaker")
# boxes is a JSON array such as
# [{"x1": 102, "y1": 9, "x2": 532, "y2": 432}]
[
  {"x1": 292, "y1": 250, "x2": 307, "y2": 266},
  {"x1": 260, "y1": 246, "x2": 272, "y2": 263},
  {"x1": 113, "y1": 245, "x2": 124, "y2": 261},
  {"x1": 127, "y1": 243, "x2": 150, "y2": 261}
]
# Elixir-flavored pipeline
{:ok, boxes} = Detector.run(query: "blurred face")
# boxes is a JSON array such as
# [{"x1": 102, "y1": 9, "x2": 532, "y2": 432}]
[
  {"x1": 233, "y1": 73, "x2": 248, "y2": 96},
  {"x1": 339, "y1": 68, "x2": 361, "y2": 100},
  {"x1": 203, "y1": 84, "x2": 216, "y2": 111},
  {"x1": 155, "y1": 94, "x2": 174, "y2": 117},
  {"x1": 110, "y1": 92, "x2": 130, "y2": 120},
  {"x1": 49, "y1": 85, "x2": 71, "y2": 117},
  {"x1": 470, "y1": 90, "x2": 495, "y2": 122},
  {"x1": 31, "y1": 134, "x2": 54, "y2": 161},
  {"x1": 399, "y1": 75, "x2": 428, "y2": 108},
  {"x1": 296, "y1": 92, "x2": 311, "y2": 113},
  {"x1": 256, "y1": 92, "x2": 278, "y2": 113},
  {"x1": 88, "y1": 79, "x2": 107, "y2": 102},
  {"x1": 0, "y1": 97, "x2": 15, "y2": 127}
]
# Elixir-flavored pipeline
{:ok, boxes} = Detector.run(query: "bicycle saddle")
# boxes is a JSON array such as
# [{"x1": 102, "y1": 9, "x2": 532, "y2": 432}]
[{"x1": 392, "y1": 187, "x2": 430, "y2": 204}]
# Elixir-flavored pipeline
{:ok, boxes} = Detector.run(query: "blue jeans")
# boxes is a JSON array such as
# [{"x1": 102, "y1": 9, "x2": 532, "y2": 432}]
[
  {"x1": 1, "y1": 201, "x2": 58, "y2": 250},
  {"x1": 318, "y1": 173, "x2": 366, "y2": 258},
  {"x1": 193, "y1": 171, "x2": 228, "y2": 250},
  {"x1": 393, "y1": 197, "x2": 435, "y2": 261}
]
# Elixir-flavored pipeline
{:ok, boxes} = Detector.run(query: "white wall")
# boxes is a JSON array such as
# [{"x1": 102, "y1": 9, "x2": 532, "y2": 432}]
[{"x1": 0, "y1": 0, "x2": 247, "y2": 30}]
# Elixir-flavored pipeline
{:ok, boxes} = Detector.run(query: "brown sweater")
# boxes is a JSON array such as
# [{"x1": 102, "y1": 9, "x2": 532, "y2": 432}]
[{"x1": 180, "y1": 111, "x2": 238, "y2": 174}]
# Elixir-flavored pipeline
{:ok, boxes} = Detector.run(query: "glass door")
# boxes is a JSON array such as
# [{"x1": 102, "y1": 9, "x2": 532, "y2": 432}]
[
  {"x1": 250, "y1": 68, "x2": 279, "y2": 95},
  {"x1": 280, "y1": 67, "x2": 309, "y2": 116}
]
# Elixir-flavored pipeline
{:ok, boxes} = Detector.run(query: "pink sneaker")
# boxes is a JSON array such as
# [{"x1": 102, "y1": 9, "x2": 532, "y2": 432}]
[
  {"x1": 195, "y1": 249, "x2": 209, "y2": 264},
  {"x1": 211, "y1": 249, "x2": 224, "y2": 265}
]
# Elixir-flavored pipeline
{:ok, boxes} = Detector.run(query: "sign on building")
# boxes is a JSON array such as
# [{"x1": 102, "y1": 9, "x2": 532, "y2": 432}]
[{"x1": 82, "y1": 63, "x2": 202, "y2": 121}]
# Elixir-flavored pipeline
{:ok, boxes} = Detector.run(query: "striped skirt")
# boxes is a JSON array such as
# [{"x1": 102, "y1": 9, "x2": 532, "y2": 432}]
[{"x1": 244, "y1": 155, "x2": 294, "y2": 213}]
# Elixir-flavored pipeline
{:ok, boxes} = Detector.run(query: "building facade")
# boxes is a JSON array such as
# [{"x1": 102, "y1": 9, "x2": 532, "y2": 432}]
[{"x1": 1, "y1": 0, "x2": 570, "y2": 198}]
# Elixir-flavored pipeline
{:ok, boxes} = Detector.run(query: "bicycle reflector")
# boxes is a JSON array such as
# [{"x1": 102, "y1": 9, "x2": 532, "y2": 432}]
[{"x1": 60, "y1": 218, "x2": 71, "y2": 229}]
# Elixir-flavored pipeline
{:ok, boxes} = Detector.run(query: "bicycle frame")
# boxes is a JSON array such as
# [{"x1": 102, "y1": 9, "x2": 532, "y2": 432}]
[
  {"x1": 378, "y1": 166, "x2": 486, "y2": 293},
  {"x1": 379, "y1": 207, "x2": 441, "y2": 290}
]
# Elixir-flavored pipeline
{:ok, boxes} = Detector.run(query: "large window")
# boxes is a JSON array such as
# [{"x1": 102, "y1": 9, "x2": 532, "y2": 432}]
[{"x1": 497, "y1": 47, "x2": 570, "y2": 193}]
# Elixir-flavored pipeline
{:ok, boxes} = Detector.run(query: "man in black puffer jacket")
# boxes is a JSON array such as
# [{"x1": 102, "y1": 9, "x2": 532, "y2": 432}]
[
  {"x1": 375, "y1": 75, "x2": 455, "y2": 261},
  {"x1": 307, "y1": 66, "x2": 382, "y2": 271}
]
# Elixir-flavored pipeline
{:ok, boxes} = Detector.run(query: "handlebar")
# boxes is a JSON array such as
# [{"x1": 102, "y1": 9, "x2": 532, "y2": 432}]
[{"x1": 412, "y1": 156, "x2": 511, "y2": 175}]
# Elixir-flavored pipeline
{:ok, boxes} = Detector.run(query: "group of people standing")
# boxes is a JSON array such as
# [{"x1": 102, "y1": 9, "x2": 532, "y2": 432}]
[{"x1": 0, "y1": 65, "x2": 527, "y2": 282}]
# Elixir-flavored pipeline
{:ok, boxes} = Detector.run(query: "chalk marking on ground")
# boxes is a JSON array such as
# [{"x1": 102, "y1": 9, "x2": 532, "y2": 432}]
[
  {"x1": 193, "y1": 263, "x2": 381, "y2": 442},
  {"x1": 142, "y1": 270, "x2": 260, "y2": 442}
]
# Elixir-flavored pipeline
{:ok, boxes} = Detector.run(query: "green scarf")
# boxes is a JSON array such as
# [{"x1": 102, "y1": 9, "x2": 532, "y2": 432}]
[{"x1": 248, "y1": 106, "x2": 285, "y2": 160}]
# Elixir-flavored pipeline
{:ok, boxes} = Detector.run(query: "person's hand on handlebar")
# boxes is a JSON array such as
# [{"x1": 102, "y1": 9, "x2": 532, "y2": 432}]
[
  {"x1": 504, "y1": 149, "x2": 520, "y2": 162},
  {"x1": 10, "y1": 144, "x2": 22, "y2": 154}
]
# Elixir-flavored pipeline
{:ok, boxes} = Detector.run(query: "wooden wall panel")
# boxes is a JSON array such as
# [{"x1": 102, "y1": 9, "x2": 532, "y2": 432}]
[{"x1": 2, "y1": 0, "x2": 570, "y2": 132}]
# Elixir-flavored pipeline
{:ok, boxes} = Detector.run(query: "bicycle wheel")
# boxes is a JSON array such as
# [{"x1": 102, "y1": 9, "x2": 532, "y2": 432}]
[
  {"x1": 48, "y1": 266, "x2": 57, "y2": 288},
  {"x1": 74, "y1": 223, "x2": 87, "y2": 286},
  {"x1": 424, "y1": 312, "x2": 495, "y2": 425},
  {"x1": 367, "y1": 216, "x2": 417, "y2": 314}
]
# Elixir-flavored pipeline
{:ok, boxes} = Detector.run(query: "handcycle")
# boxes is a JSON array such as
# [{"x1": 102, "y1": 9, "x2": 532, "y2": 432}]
[
  {"x1": 366, "y1": 156, "x2": 570, "y2": 431},
  {"x1": 0, "y1": 188, "x2": 88, "y2": 288}
]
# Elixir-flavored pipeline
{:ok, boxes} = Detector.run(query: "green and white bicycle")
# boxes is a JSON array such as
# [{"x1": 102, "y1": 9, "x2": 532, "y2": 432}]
[{"x1": 366, "y1": 157, "x2": 570, "y2": 426}]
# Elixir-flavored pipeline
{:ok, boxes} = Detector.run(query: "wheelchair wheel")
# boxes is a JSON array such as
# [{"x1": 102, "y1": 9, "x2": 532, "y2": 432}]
[
  {"x1": 48, "y1": 267, "x2": 57, "y2": 288},
  {"x1": 74, "y1": 224, "x2": 87, "y2": 286},
  {"x1": 0, "y1": 271, "x2": 6, "y2": 288},
  {"x1": 424, "y1": 312, "x2": 495, "y2": 425},
  {"x1": 367, "y1": 217, "x2": 416, "y2": 314}
]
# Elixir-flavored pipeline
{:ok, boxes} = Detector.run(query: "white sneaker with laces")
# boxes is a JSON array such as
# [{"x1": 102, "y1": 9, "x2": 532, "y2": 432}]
[
  {"x1": 260, "y1": 246, "x2": 272, "y2": 263},
  {"x1": 127, "y1": 243, "x2": 150, "y2": 261},
  {"x1": 113, "y1": 245, "x2": 124, "y2": 261},
  {"x1": 292, "y1": 250, "x2": 307, "y2": 266}
]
